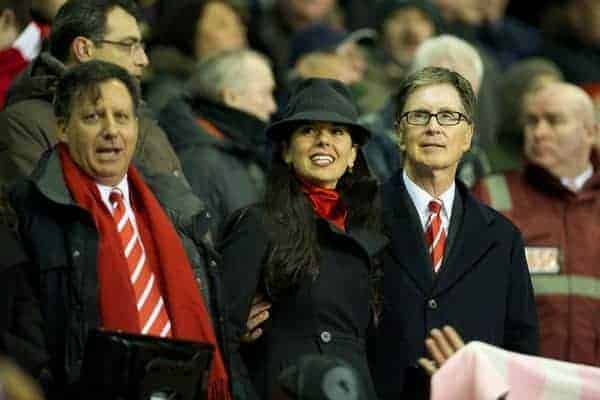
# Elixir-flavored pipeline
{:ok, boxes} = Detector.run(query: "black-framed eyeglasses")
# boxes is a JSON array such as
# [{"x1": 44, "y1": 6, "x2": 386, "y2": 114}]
[
  {"x1": 96, "y1": 39, "x2": 146, "y2": 57},
  {"x1": 398, "y1": 110, "x2": 472, "y2": 126}
]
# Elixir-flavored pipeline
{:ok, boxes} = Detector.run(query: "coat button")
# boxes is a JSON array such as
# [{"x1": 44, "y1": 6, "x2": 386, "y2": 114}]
[
  {"x1": 428, "y1": 299, "x2": 438, "y2": 309},
  {"x1": 73, "y1": 250, "x2": 81, "y2": 258},
  {"x1": 320, "y1": 331, "x2": 332, "y2": 343}
]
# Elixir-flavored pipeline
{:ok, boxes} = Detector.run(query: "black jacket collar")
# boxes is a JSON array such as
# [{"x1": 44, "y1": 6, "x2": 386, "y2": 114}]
[
  {"x1": 524, "y1": 160, "x2": 600, "y2": 200},
  {"x1": 160, "y1": 96, "x2": 270, "y2": 168},
  {"x1": 28, "y1": 148, "x2": 75, "y2": 207}
]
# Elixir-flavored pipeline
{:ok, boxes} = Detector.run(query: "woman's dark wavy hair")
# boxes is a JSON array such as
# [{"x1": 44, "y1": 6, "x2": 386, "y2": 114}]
[{"x1": 262, "y1": 125, "x2": 383, "y2": 308}]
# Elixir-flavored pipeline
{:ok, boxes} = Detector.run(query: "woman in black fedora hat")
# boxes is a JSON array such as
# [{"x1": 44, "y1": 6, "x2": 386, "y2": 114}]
[{"x1": 220, "y1": 78, "x2": 386, "y2": 400}]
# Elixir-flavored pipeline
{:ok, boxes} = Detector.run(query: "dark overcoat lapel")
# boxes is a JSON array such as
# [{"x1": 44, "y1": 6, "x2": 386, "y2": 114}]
[
  {"x1": 382, "y1": 171, "x2": 434, "y2": 293},
  {"x1": 433, "y1": 181, "x2": 496, "y2": 296},
  {"x1": 377, "y1": 170, "x2": 539, "y2": 400},
  {"x1": 383, "y1": 170, "x2": 498, "y2": 296}
]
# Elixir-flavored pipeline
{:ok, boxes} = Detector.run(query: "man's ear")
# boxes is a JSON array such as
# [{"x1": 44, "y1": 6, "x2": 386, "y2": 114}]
[
  {"x1": 71, "y1": 36, "x2": 95, "y2": 62},
  {"x1": 462, "y1": 124, "x2": 474, "y2": 153},
  {"x1": 398, "y1": 138, "x2": 406, "y2": 152},
  {"x1": 221, "y1": 87, "x2": 238, "y2": 109},
  {"x1": 585, "y1": 120, "x2": 598, "y2": 148},
  {"x1": 395, "y1": 123, "x2": 406, "y2": 152}
]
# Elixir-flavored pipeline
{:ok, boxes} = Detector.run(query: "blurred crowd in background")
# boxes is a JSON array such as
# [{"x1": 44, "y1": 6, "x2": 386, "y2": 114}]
[{"x1": 1, "y1": 0, "x2": 600, "y2": 399}]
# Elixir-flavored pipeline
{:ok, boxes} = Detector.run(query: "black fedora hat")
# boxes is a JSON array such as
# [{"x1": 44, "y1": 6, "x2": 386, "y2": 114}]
[{"x1": 265, "y1": 78, "x2": 372, "y2": 146}]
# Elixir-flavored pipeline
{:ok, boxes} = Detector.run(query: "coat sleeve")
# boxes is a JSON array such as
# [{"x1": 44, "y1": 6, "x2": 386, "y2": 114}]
[
  {"x1": 504, "y1": 229, "x2": 539, "y2": 355},
  {"x1": 218, "y1": 207, "x2": 268, "y2": 400},
  {"x1": 181, "y1": 148, "x2": 230, "y2": 235}
]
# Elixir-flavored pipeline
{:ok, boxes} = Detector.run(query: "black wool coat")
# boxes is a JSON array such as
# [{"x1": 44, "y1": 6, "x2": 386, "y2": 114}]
[
  {"x1": 9, "y1": 149, "x2": 221, "y2": 396},
  {"x1": 220, "y1": 206, "x2": 387, "y2": 400},
  {"x1": 373, "y1": 170, "x2": 539, "y2": 400}
]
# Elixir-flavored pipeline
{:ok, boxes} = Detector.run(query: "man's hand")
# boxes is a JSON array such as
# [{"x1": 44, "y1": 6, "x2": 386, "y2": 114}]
[
  {"x1": 241, "y1": 294, "x2": 271, "y2": 343},
  {"x1": 418, "y1": 325, "x2": 465, "y2": 375}
]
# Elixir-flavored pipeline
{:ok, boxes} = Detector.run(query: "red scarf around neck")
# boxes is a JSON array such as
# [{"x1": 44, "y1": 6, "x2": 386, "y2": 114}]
[
  {"x1": 57, "y1": 144, "x2": 230, "y2": 400},
  {"x1": 299, "y1": 177, "x2": 348, "y2": 231}
]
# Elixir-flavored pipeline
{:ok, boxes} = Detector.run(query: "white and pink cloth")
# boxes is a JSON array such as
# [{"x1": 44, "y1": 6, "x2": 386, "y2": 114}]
[{"x1": 431, "y1": 341, "x2": 600, "y2": 400}]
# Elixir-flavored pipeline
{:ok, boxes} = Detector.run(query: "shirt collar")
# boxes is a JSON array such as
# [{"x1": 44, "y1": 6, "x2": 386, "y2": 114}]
[
  {"x1": 403, "y1": 170, "x2": 455, "y2": 228},
  {"x1": 96, "y1": 175, "x2": 130, "y2": 213},
  {"x1": 560, "y1": 164, "x2": 593, "y2": 192},
  {"x1": 13, "y1": 22, "x2": 43, "y2": 61}
]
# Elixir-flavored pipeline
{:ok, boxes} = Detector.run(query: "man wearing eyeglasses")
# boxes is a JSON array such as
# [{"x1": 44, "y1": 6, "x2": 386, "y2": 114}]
[
  {"x1": 0, "y1": 0, "x2": 185, "y2": 189},
  {"x1": 0, "y1": 1, "x2": 218, "y2": 282},
  {"x1": 373, "y1": 66, "x2": 539, "y2": 400}
]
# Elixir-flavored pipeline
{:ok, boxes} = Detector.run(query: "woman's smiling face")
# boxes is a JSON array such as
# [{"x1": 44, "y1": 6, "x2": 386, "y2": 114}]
[{"x1": 283, "y1": 121, "x2": 357, "y2": 189}]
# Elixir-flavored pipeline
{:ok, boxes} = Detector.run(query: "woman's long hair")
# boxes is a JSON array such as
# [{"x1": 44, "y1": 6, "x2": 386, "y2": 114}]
[{"x1": 261, "y1": 134, "x2": 383, "y2": 307}]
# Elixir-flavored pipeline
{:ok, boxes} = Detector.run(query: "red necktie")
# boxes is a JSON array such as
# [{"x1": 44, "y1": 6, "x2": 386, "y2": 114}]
[
  {"x1": 425, "y1": 199, "x2": 446, "y2": 273},
  {"x1": 109, "y1": 189, "x2": 172, "y2": 337}
]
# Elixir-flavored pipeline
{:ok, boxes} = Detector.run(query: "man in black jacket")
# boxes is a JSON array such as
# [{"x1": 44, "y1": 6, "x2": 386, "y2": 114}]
[
  {"x1": 374, "y1": 66, "x2": 538, "y2": 400},
  {"x1": 160, "y1": 49, "x2": 276, "y2": 232},
  {"x1": 10, "y1": 61, "x2": 228, "y2": 398}
]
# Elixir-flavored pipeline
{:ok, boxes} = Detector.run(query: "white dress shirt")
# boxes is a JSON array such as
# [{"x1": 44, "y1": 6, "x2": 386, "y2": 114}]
[
  {"x1": 403, "y1": 170, "x2": 455, "y2": 232},
  {"x1": 96, "y1": 175, "x2": 139, "y2": 232},
  {"x1": 560, "y1": 164, "x2": 593, "y2": 192}
]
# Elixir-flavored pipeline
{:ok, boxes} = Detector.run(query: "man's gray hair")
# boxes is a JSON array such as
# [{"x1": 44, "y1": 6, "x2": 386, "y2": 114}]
[
  {"x1": 186, "y1": 49, "x2": 271, "y2": 103},
  {"x1": 394, "y1": 66, "x2": 476, "y2": 124},
  {"x1": 410, "y1": 34, "x2": 484, "y2": 92}
]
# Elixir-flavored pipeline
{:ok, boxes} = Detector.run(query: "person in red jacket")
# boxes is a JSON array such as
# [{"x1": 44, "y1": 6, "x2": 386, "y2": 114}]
[{"x1": 473, "y1": 82, "x2": 600, "y2": 366}]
